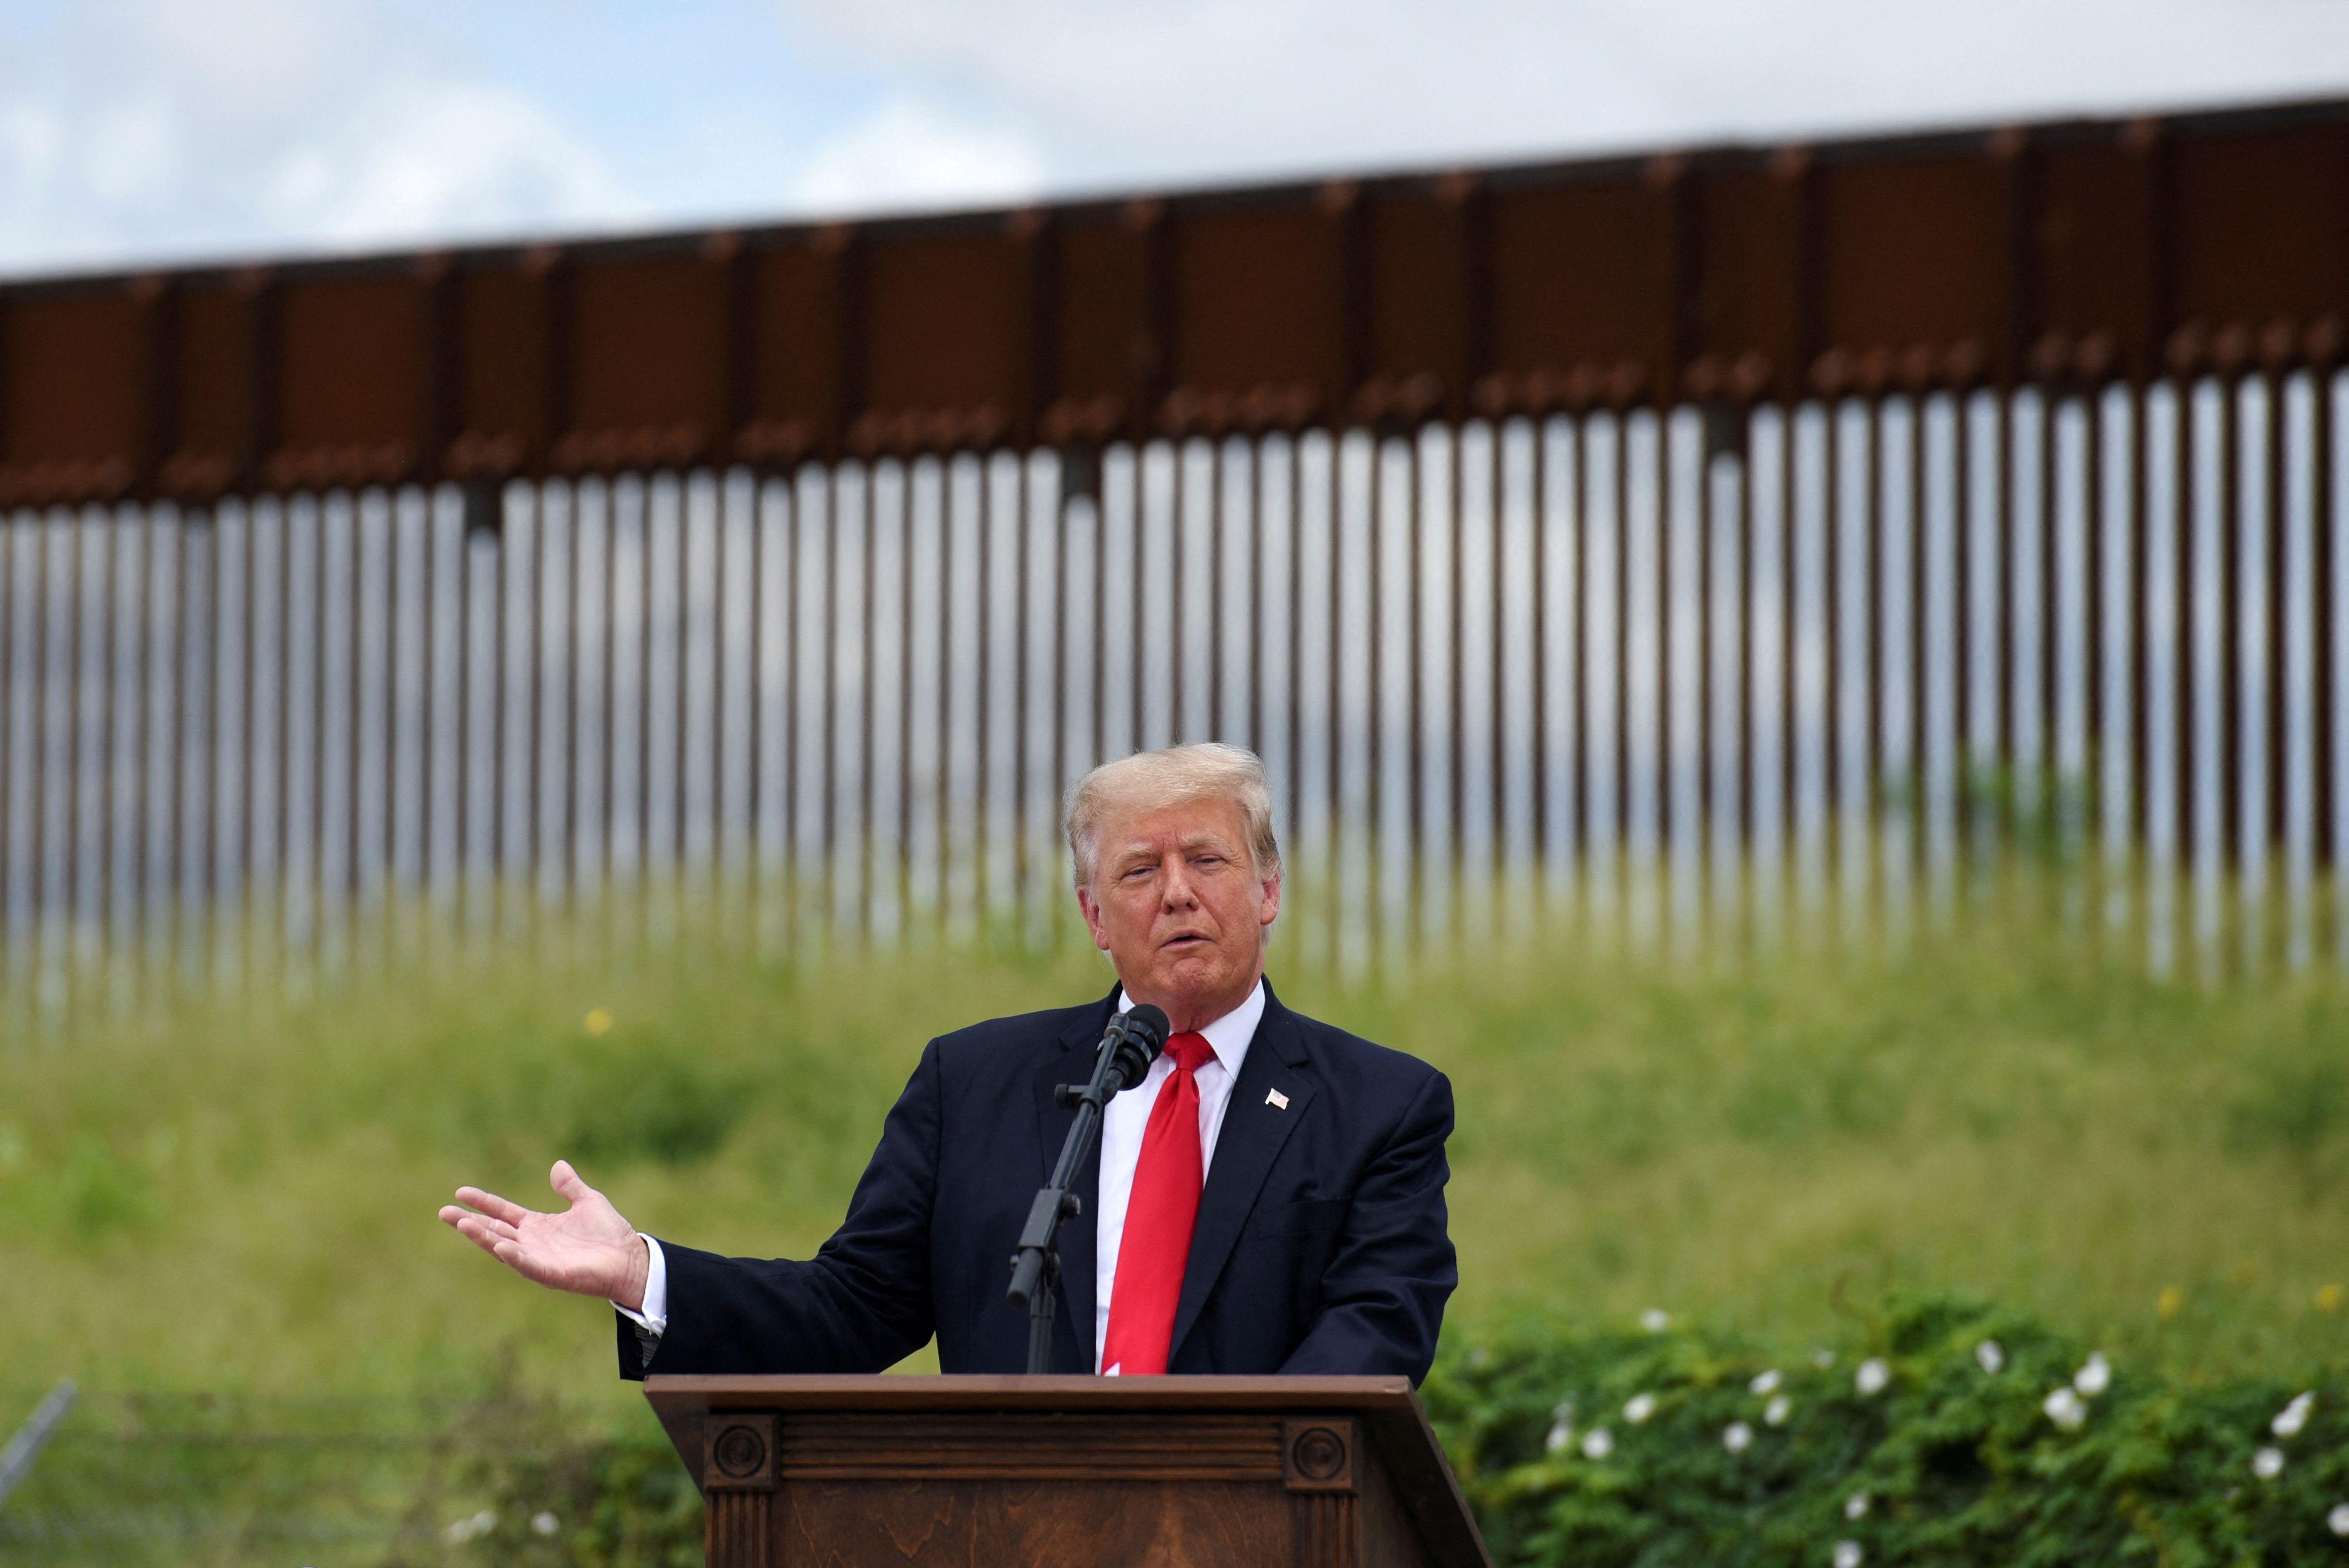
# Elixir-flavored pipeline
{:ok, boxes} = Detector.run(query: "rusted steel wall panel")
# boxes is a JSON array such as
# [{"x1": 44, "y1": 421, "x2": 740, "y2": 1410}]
[
  {"x1": 1361, "y1": 176, "x2": 1477, "y2": 424},
  {"x1": 451, "y1": 252, "x2": 557, "y2": 474},
  {"x1": 1486, "y1": 163, "x2": 1675, "y2": 407},
  {"x1": 858, "y1": 219, "x2": 1028, "y2": 450},
  {"x1": 270, "y1": 271, "x2": 428, "y2": 488},
  {"x1": 0, "y1": 286, "x2": 147, "y2": 495},
  {"x1": 744, "y1": 231, "x2": 853, "y2": 464},
  {"x1": 560, "y1": 248, "x2": 730, "y2": 471},
  {"x1": 158, "y1": 274, "x2": 265, "y2": 498},
  {"x1": 1, "y1": 96, "x2": 2345, "y2": 509},
  {"x1": 2033, "y1": 134, "x2": 2157, "y2": 380},
  {"x1": 1046, "y1": 206, "x2": 1154, "y2": 443},
  {"x1": 1167, "y1": 194, "x2": 1350, "y2": 432},
  {"x1": 1683, "y1": 159, "x2": 1802, "y2": 400},
  {"x1": 1816, "y1": 149, "x2": 2015, "y2": 386},
  {"x1": 2168, "y1": 122, "x2": 2349, "y2": 358}
]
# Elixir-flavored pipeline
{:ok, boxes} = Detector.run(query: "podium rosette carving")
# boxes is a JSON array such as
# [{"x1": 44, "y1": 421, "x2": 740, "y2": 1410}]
[
  {"x1": 702, "y1": 1413, "x2": 776, "y2": 1562},
  {"x1": 1286, "y1": 1417, "x2": 1359, "y2": 1567}
]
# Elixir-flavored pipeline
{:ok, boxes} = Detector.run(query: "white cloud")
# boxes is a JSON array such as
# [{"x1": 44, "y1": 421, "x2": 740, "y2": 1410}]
[
  {"x1": 782, "y1": 96, "x2": 1046, "y2": 215},
  {"x1": 83, "y1": 100, "x2": 176, "y2": 204},
  {"x1": 0, "y1": 0, "x2": 643, "y2": 273},
  {"x1": 782, "y1": 0, "x2": 2349, "y2": 188},
  {"x1": 258, "y1": 81, "x2": 642, "y2": 247},
  {"x1": 0, "y1": 103, "x2": 63, "y2": 189}
]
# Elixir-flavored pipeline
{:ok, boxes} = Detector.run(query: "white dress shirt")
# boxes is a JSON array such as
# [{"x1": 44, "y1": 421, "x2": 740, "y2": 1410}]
[
  {"x1": 1094, "y1": 981, "x2": 1262, "y2": 1372},
  {"x1": 617, "y1": 981, "x2": 1267, "y2": 1374}
]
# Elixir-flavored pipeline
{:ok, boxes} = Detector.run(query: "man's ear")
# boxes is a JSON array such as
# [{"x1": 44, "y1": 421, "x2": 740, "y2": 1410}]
[
  {"x1": 1076, "y1": 884, "x2": 1112, "y2": 951},
  {"x1": 1258, "y1": 872, "x2": 1283, "y2": 928}
]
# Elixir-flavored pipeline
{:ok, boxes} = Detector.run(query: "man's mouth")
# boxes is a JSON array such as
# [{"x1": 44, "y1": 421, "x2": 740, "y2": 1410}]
[{"x1": 1161, "y1": 932, "x2": 1210, "y2": 949}]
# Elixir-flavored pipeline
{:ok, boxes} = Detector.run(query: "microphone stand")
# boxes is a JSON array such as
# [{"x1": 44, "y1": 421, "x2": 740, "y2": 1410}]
[{"x1": 1006, "y1": 1006, "x2": 1165, "y2": 1375}]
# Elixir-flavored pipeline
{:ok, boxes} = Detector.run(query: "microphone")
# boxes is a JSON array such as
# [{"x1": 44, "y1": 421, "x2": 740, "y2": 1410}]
[
  {"x1": 1094, "y1": 1003, "x2": 1170, "y2": 1101},
  {"x1": 1006, "y1": 1003, "x2": 1174, "y2": 1370}
]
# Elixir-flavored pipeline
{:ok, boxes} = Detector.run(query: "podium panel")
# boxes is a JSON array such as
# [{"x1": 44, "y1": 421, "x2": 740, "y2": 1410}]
[{"x1": 644, "y1": 1375, "x2": 1490, "y2": 1568}]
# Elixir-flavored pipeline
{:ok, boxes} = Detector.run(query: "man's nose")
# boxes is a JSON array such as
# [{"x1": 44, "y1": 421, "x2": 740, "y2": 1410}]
[{"x1": 1160, "y1": 861, "x2": 1199, "y2": 908}]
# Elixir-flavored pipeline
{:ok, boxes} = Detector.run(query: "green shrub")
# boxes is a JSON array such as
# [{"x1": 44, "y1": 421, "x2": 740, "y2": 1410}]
[
  {"x1": 1429, "y1": 1293, "x2": 2349, "y2": 1567},
  {"x1": 391, "y1": 1389, "x2": 702, "y2": 1568},
  {"x1": 443, "y1": 1292, "x2": 2349, "y2": 1568}
]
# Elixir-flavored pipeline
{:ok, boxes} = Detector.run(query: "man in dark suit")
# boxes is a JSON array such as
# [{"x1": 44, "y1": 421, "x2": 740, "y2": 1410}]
[{"x1": 441, "y1": 743, "x2": 1456, "y2": 1382}]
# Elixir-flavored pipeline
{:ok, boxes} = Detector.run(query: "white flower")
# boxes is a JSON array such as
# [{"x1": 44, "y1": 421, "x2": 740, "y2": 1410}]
[
  {"x1": 2255, "y1": 1446, "x2": 2286, "y2": 1480},
  {"x1": 443, "y1": 1508, "x2": 497, "y2": 1544},
  {"x1": 1580, "y1": 1427, "x2": 1614, "y2": 1460},
  {"x1": 1974, "y1": 1340, "x2": 2005, "y2": 1375},
  {"x1": 1833, "y1": 1539, "x2": 1864, "y2": 1568},
  {"x1": 1545, "y1": 1419, "x2": 1574, "y2": 1454},
  {"x1": 1641, "y1": 1308, "x2": 1671, "y2": 1333},
  {"x1": 1855, "y1": 1358, "x2": 1891, "y2": 1396},
  {"x1": 2273, "y1": 1392, "x2": 2316, "y2": 1439},
  {"x1": 2327, "y1": 1502, "x2": 2349, "y2": 1538},
  {"x1": 1751, "y1": 1369, "x2": 1782, "y2": 1396},
  {"x1": 1844, "y1": 1492, "x2": 1870, "y2": 1520},
  {"x1": 2044, "y1": 1387, "x2": 2087, "y2": 1430},
  {"x1": 531, "y1": 1512, "x2": 560, "y2": 1537},
  {"x1": 1812, "y1": 1348, "x2": 1836, "y2": 1370},
  {"x1": 1765, "y1": 1394, "x2": 1793, "y2": 1427},
  {"x1": 2072, "y1": 1353, "x2": 2112, "y2": 1398},
  {"x1": 1723, "y1": 1421, "x2": 1753, "y2": 1454},
  {"x1": 1624, "y1": 1392, "x2": 1658, "y2": 1424}
]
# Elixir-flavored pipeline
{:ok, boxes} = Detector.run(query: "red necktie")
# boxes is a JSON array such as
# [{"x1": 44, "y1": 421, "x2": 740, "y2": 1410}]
[{"x1": 1099, "y1": 1031, "x2": 1214, "y2": 1376}]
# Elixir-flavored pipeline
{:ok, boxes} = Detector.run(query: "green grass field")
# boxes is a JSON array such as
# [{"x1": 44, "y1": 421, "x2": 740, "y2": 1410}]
[{"x1": 6, "y1": 873, "x2": 2349, "y2": 1559}]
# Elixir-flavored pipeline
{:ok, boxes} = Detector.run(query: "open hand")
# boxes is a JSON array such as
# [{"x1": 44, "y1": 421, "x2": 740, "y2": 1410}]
[{"x1": 439, "y1": 1160, "x2": 650, "y2": 1310}]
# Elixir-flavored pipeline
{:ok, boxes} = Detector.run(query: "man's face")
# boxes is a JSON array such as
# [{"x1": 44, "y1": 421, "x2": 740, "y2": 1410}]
[{"x1": 1076, "y1": 795, "x2": 1281, "y2": 1028}]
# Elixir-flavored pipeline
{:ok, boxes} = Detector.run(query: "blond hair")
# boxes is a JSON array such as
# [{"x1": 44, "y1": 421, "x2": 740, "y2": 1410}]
[{"x1": 1064, "y1": 743, "x2": 1283, "y2": 888}]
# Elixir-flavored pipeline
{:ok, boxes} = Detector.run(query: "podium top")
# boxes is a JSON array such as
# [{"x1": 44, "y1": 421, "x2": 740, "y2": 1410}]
[
  {"x1": 644, "y1": 1375, "x2": 1490, "y2": 1568},
  {"x1": 646, "y1": 1372, "x2": 1414, "y2": 1412}
]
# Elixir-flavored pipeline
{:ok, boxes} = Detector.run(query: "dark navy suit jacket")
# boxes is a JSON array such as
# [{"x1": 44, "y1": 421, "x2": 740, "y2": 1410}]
[{"x1": 619, "y1": 980, "x2": 1456, "y2": 1382}]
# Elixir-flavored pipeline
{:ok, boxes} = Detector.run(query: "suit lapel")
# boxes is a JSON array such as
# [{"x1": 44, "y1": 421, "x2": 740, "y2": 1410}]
[
  {"x1": 1167, "y1": 982, "x2": 1315, "y2": 1363},
  {"x1": 1031, "y1": 988, "x2": 1120, "y2": 1373}
]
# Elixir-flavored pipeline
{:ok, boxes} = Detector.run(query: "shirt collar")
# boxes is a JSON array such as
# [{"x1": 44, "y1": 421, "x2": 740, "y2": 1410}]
[{"x1": 1113, "y1": 979, "x2": 1264, "y2": 1077}]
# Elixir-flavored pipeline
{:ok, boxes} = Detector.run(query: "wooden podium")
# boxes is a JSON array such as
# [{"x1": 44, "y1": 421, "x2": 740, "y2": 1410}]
[{"x1": 644, "y1": 1375, "x2": 1492, "y2": 1568}]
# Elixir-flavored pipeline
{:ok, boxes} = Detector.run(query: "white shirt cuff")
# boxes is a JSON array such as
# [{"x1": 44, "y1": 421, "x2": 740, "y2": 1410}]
[{"x1": 613, "y1": 1235, "x2": 668, "y2": 1336}]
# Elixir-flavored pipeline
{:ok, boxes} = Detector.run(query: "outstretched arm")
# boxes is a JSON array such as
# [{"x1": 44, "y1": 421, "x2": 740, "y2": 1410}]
[
  {"x1": 438, "y1": 1038, "x2": 944, "y2": 1378},
  {"x1": 439, "y1": 1159, "x2": 651, "y2": 1310}
]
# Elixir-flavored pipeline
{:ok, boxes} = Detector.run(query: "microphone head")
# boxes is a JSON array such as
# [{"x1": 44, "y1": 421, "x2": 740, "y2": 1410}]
[{"x1": 1121, "y1": 1003, "x2": 1171, "y2": 1061}]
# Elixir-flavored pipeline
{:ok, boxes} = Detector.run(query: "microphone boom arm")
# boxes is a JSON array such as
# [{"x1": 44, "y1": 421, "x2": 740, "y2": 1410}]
[{"x1": 1005, "y1": 1005, "x2": 1166, "y2": 1375}]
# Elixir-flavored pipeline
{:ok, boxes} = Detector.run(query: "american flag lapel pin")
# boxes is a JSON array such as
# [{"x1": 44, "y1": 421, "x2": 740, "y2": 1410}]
[{"x1": 1266, "y1": 1088, "x2": 1289, "y2": 1110}]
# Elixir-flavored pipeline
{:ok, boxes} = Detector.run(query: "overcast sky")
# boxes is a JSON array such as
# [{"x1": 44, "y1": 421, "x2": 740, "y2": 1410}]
[{"x1": 2, "y1": 0, "x2": 2345, "y2": 278}]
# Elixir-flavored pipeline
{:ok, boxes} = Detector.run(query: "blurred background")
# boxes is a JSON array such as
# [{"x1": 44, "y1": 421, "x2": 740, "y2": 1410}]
[{"x1": 6, "y1": 3, "x2": 2349, "y2": 1564}]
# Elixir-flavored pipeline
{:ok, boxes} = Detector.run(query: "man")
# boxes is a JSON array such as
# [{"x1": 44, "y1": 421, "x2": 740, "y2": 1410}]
[{"x1": 440, "y1": 743, "x2": 1455, "y2": 1381}]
